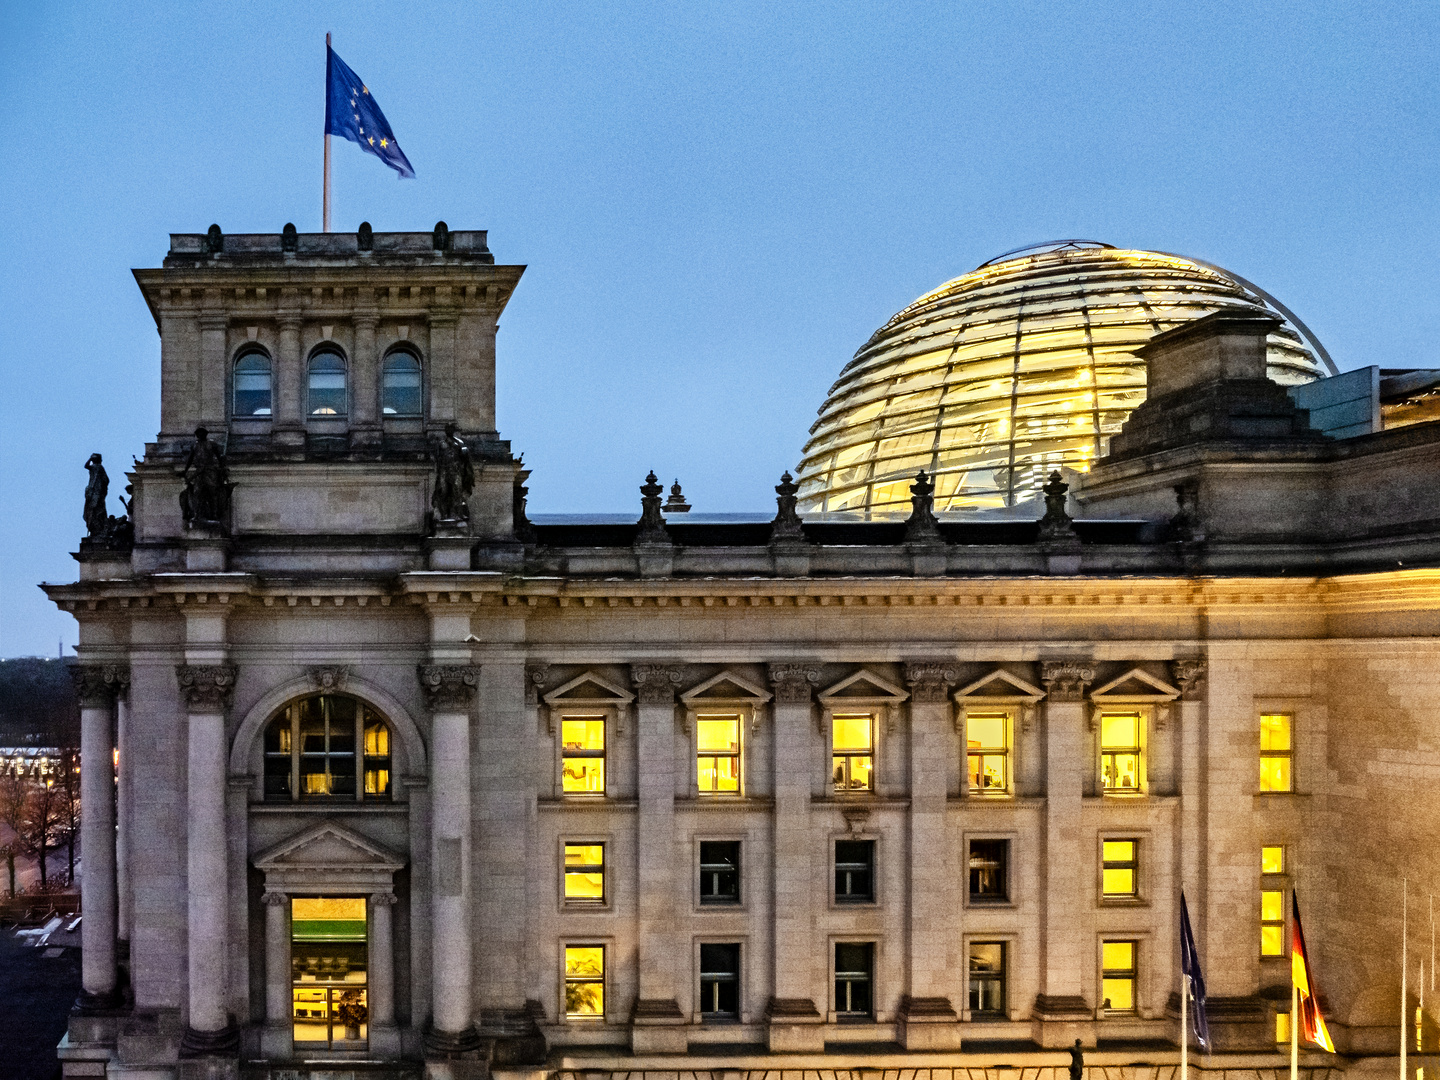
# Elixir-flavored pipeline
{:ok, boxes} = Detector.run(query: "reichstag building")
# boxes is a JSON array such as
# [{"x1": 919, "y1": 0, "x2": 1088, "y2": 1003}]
[{"x1": 46, "y1": 229, "x2": 1440, "y2": 1080}]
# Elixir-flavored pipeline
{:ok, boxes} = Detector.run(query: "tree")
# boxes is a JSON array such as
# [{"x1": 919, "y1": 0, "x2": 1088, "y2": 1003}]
[
  {"x1": 53, "y1": 747, "x2": 81, "y2": 886},
  {"x1": 0, "y1": 773, "x2": 25, "y2": 896}
]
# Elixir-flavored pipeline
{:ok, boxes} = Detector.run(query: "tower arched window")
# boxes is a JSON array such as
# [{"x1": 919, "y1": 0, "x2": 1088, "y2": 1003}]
[
  {"x1": 381, "y1": 350, "x2": 423, "y2": 417},
  {"x1": 234, "y1": 350, "x2": 273, "y2": 417},
  {"x1": 307, "y1": 349, "x2": 348, "y2": 416},
  {"x1": 262, "y1": 693, "x2": 392, "y2": 802}
]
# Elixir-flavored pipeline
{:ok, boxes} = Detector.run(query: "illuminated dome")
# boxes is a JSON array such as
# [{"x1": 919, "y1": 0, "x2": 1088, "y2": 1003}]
[{"x1": 795, "y1": 241, "x2": 1333, "y2": 516}]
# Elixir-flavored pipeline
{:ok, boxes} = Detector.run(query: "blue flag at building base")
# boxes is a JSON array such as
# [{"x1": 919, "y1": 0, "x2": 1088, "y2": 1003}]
[
  {"x1": 325, "y1": 46, "x2": 415, "y2": 179},
  {"x1": 1180, "y1": 892, "x2": 1211, "y2": 1050}
]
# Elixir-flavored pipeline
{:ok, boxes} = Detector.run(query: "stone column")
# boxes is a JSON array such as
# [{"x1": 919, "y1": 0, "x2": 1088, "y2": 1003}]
[
  {"x1": 351, "y1": 309, "x2": 380, "y2": 446},
  {"x1": 418, "y1": 664, "x2": 482, "y2": 1055},
  {"x1": 369, "y1": 890, "x2": 400, "y2": 1054},
  {"x1": 629, "y1": 664, "x2": 686, "y2": 1054},
  {"x1": 116, "y1": 693, "x2": 132, "y2": 946},
  {"x1": 766, "y1": 664, "x2": 824, "y2": 1052},
  {"x1": 1033, "y1": 660, "x2": 1095, "y2": 1048},
  {"x1": 260, "y1": 890, "x2": 292, "y2": 1057},
  {"x1": 899, "y1": 662, "x2": 962, "y2": 1050},
  {"x1": 177, "y1": 664, "x2": 240, "y2": 1056},
  {"x1": 198, "y1": 308, "x2": 227, "y2": 430},
  {"x1": 70, "y1": 664, "x2": 128, "y2": 1011},
  {"x1": 274, "y1": 305, "x2": 304, "y2": 447}
]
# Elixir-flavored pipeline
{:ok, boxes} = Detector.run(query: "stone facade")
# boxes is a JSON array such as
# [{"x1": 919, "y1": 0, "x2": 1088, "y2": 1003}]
[{"x1": 45, "y1": 228, "x2": 1440, "y2": 1080}]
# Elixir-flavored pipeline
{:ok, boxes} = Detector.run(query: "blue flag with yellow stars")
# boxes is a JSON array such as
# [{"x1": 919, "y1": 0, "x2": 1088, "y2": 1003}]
[{"x1": 324, "y1": 46, "x2": 415, "y2": 178}]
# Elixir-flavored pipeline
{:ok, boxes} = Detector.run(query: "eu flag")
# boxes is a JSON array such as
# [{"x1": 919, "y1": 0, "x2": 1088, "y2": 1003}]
[
  {"x1": 325, "y1": 46, "x2": 415, "y2": 178},
  {"x1": 1179, "y1": 892, "x2": 1211, "y2": 1049}
]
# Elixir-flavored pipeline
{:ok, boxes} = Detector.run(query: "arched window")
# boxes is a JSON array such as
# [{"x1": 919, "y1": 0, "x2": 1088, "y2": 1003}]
[
  {"x1": 381, "y1": 350, "x2": 423, "y2": 417},
  {"x1": 262, "y1": 693, "x2": 392, "y2": 802},
  {"x1": 234, "y1": 351, "x2": 273, "y2": 417},
  {"x1": 307, "y1": 349, "x2": 348, "y2": 416}
]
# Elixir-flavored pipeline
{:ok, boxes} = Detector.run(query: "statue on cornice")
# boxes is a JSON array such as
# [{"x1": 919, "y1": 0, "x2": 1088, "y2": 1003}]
[
  {"x1": 431, "y1": 423, "x2": 474, "y2": 523},
  {"x1": 83, "y1": 454, "x2": 109, "y2": 537},
  {"x1": 180, "y1": 426, "x2": 231, "y2": 527}
]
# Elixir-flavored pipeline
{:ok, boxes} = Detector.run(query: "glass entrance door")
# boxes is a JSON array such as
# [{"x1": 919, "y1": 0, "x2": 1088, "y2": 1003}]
[{"x1": 292, "y1": 897, "x2": 368, "y2": 1049}]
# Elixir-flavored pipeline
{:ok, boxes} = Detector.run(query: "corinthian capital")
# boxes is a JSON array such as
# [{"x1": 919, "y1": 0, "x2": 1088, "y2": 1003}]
[
  {"x1": 417, "y1": 665, "x2": 480, "y2": 711},
  {"x1": 630, "y1": 663, "x2": 683, "y2": 704},
  {"x1": 176, "y1": 665, "x2": 237, "y2": 711},
  {"x1": 904, "y1": 661, "x2": 957, "y2": 703},
  {"x1": 1040, "y1": 660, "x2": 1095, "y2": 703},
  {"x1": 70, "y1": 664, "x2": 130, "y2": 707},
  {"x1": 768, "y1": 663, "x2": 820, "y2": 704}
]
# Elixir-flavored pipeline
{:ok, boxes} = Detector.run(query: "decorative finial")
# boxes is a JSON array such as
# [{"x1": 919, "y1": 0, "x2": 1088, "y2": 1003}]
[
  {"x1": 636, "y1": 471, "x2": 670, "y2": 544},
  {"x1": 281, "y1": 223, "x2": 298, "y2": 252},
  {"x1": 1036, "y1": 470, "x2": 1079, "y2": 546},
  {"x1": 904, "y1": 470, "x2": 941, "y2": 543},
  {"x1": 770, "y1": 471, "x2": 805, "y2": 543},
  {"x1": 663, "y1": 479, "x2": 691, "y2": 513}
]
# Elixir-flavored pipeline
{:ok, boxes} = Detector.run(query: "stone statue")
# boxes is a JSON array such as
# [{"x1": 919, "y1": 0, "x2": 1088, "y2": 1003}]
[
  {"x1": 430, "y1": 423, "x2": 474, "y2": 523},
  {"x1": 1069, "y1": 1039, "x2": 1084, "y2": 1080},
  {"x1": 83, "y1": 454, "x2": 109, "y2": 537},
  {"x1": 180, "y1": 426, "x2": 231, "y2": 526},
  {"x1": 1037, "y1": 470, "x2": 1079, "y2": 545}
]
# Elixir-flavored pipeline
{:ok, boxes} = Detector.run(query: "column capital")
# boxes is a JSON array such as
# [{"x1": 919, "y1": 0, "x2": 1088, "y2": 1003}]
[
  {"x1": 1040, "y1": 660, "x2": 1095, "y2": 702},
  {"x1": 630, "y1": 663, "x2": 683, "y2": 704},
  {"x1": 176, "y1": 664, "x2": 237, "y2": 711},
  {"x1": 418, "y1": 664, "x2": 479, "y2": 711},
  {"x1": 1171, "y1": 659, "x2": 1207, "y2": 700},
  {"x1": 372, "y1": 890, "x2": 398, "y2": 906},
  {"x1": 261, "y1": 890, "x2": 289, "y2": 907},
  {"x1": 71, "y1": 663, "x2": 130, "y2": 707},
  {"x1": 768, "y1": 663, "x2": 820, "y2": 703},
  {"x1": 524, "y1": 661, "x2": 550, "y2": 707},
  {"x1": 903, "y1": 661, "x2": 957, "y2": 703}
]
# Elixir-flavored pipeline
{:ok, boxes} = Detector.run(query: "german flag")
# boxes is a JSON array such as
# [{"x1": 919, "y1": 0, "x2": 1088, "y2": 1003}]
[{"x1": 1292, "y1": 891, "x2": 1335, "y2": 1052}]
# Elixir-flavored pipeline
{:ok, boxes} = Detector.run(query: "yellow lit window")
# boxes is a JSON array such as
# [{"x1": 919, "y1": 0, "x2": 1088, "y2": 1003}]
[
  {"x1": 1260, "y1": 714, "x2": 1292, "y2": 792},
  {"x1": 697, "y1": 715, "x2": 741, "y2": 794},
  {"x1": 1102, "y1": 840, "x2": 1138, "y2": 898},
  {"x1": 1276, "y1": 1011, "x2": 1291, "y2": 1044},
  {"x1": 1100, "y1": 713, "x2": 1143, "y2": 792},
  {"x1": 1261, "y1": 890, "x2": 1285, "y2": 955},
  {"x1": 1262, "y1": 845, "x2": 1285, "y2": 875},
  {"x1": 561, "y1": 717, "x2": 605, "y2": 795},
  {"x1": 564, "y1": 844, "x2": 605, "y2": 904},
  {"x1": 1101, "y1": 940, "x2": 1136, "y2": 1012},
  {"x1": 564, "y1": 945, "x2": 605, "y2": 1018},
  {"x1": 832, "y1": 714, "x2": 874, "y2": 792},
  {"x1": 363, "y1": 720, "x2": 390, "y2": 796},
  {"x1": 966, "y1": 711, "x2": 1010, "y2": 795}
]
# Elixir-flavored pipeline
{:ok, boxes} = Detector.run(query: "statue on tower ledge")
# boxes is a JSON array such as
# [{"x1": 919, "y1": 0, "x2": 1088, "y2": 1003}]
[
  {"x1": 430, "y1": 422, "x2": 475, "y2": 525},
  {"x1": 179, "y1": 426, "x2": 232, "y2": 529}
]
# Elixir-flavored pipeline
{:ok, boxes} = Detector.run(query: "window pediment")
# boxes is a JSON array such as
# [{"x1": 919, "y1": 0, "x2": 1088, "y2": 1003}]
[
  {"x1": 255, "y1": 821, "x2": 405, "y2": 876},
  {"x1": 954, "y1": 669, "x2": 1046, "y2": 703},
  {"x1": 1090, "y1": 667, "x2": 1180, "y2": 703},
  {"x1": 543, "y1": 671, "x2": 635, "y2": 707},
  {"x1": 680, "y1": 670, "x2": 772, "y2": 705},
  {"x1": 818, "y1": 670, "x2": 908, "y2": 704}
]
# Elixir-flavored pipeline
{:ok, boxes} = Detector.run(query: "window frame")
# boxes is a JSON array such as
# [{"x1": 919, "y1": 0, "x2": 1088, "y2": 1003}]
[
  {"x1": 1099, "y1": 938, "x2": 1139, "y2": 1016},
  {"x1": 556, "y1": 712, "x2": 609, "y2": 798},
  {"x1": 1094, "y1": 706, "x2": 1149, "y2": 795},
  {"x1": 379, "y1": 346, "x2": 424, "y2": 419},
  {"x1": 1260, "y1": 843, "x2": 1289, "y2": 958},
  {"x1": 962, "y1": 707, "x2": 1014, "y2": 797},
  {"x1": 832, "y1": 836, "x2": 877, "y2": 907},
  {"x1": 306, "y1": 346, "x2": 350, "y2": 418},
  {"x1": 262, "y1": 693, "x2": 394, "y2": 804},
  {"x1": 562, "y1": 941, "x2": 608, "y2": 1022},
  {"x1": 231, "y1": 347, "x2": 274, "y2": 419},
  {"x1": 1259, "y1": 712, "x2": 1294, "y2": 793},
  {"x1": 966, "y1": 939, "x2": 1008, "y2": 1020},
  {"x1": 697, "y1": 838, "x2": 743, "y2": 909},
  {"x1": 966, "y1": 836, "x2": 1011, "y2": 906},
  {"x1": 560, "y1": 838, "x2": 608, "y2": 910},
  {"x1": 829, "y1": 711, "x2": 877, "y2": 794},
  {"x1": 832, "y1": 939, "x2": 877, "y2": 1021},
  {"x1": 692, "y1": 710, "x2": 745, "y2": 798},
  {"x1": 696, "y1": 939, "x2": 743, "y2": 1022},
  {"x1": 1099, "y1": 836, "x2": 1141, "y2": 903}
]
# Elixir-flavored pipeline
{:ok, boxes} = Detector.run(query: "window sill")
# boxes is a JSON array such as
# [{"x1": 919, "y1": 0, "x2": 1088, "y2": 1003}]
[
  {"x1": 966, "y1": 898, "x2": 1015, "y2": 909},
  {"x1": 250, "y1": 801, "x2": 407, "y2": 813},
  {"x1": 1098, "y1": 897, "x2": 1148, "y2": 907},
  {"x1": 561, "y1": 903, "x2": 612, "y2": 914}
]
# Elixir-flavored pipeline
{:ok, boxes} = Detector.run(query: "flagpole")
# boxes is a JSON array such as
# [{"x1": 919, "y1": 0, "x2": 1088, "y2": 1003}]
[
  {"x1": 1181, "y1": 951, "x2": 1188, "y2": 1080},
  {"x1": 323, "y1": 32, "x2": 332, "y2": 233},
  {"x1": 1405, "y1": 880, "x2": 1410, "y2": 1080},
  {"x1": 1292, "y1": 969, "x2": 1299, "y2": 1080}
]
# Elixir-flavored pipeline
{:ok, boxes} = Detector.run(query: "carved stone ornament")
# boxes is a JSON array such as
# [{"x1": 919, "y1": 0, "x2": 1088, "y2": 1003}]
[
  {"x1": 417, "y1": 665, "x2": 480, "y2": 711},
  {"x1": 634, "y1": 471, "x2": 671, "y2": 546},
  {"x1": 1036, "y1": 471, "x2": 1080, "y2": 549},
  {"x1": 1040, "y1": 660, "x2": 1095, "y2": 702},
  {"x1": 308, "y1": 666, "x2": 349, "y2": 692},
  {"x1": 372, "y1": 890, "x2": 398, "y2": 906},
  {"x1": 176, "y1": 665, "x2": 238, "y2": 710},
  {"x1": 768, "y1": 663, "x2": 821, "y2": 704},
  {"x1": 1171, "y1": 659, "x2": 1208, "y2": 700},
  {"x1": 630, "y1": 664, "x2": 683, "y2": 704},
  {"x1": 524, "y1": 662, "x2": 550, "y2": 707},
  {"x1": 261, "y1": 890, "x2": 288, "y2": 907},
  {"x1": 70, "y1": 664, "x2": 131, "y2": 708},
  {"x1": 904, "y1": 471, "x2": 942, "y2": 544},
  {"x1": 769, "y1": 472, "x2": 806, "y2": 544},
  {"x1": 904, "y1": 662, "x2": 958, "y2": 703}
]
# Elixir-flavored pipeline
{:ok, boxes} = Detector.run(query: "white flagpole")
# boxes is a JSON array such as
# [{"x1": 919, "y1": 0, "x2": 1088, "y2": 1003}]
[
  {"x1": 1405, "y1": 879, "x2": 1410, "y2": 1080},
  {"x1": 1292, "y1": 966, "x2": 1299, "y2": 1080},
  {"x1": 323, "y1": 32, "x2": 332, "y2": 233},
  {"x1": 1181, "y1": 957, "x2": 1189, "y2": 1080}
]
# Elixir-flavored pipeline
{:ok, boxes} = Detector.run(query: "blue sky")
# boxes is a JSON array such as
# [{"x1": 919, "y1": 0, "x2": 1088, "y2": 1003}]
[{"x1": 2, "y1": 1, "x2": 1437, "y2": 656}]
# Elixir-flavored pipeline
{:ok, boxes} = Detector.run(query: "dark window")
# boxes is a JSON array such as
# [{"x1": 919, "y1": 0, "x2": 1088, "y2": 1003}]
[
  {"x1": 381, "y1": 350, "x2": 422, "y2": 416},
  {"x1": 308, "y1": 349, "x2": 348, "y2": 416},
  {"x1": 968, "y1": 941, "x2": 1006, "y2": 1016},
  {"x1": 969, "y1": 839, "x2": 1008, "y2": 901},
  {"x1": 834, "y1": 942, "x2": 873, "y2": 1016},
  {"x1": 699, "y1": 943, "x2": 740, "y2": 1019},
  {"x1": 699, "y1": 841, "x2": 740, "y2": 904},
  {"x1": 264, "y1": 693, "x2": 392, "y2": 802},
  {"x1": 233, "y1": 351, "x2": 272, "y2": 417},
  {"x1": 835, "y1": 840, "x2": 874, "y2": 903}
]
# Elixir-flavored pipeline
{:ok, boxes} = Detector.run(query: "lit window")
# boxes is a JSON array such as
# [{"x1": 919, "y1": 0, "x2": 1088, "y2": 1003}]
[
  {"x1": 699, "y1": 943, "x2": 740, "y2": 1019},
  {"x1": 564, "y1": 843, "x2": 604, "y2": 904},
  {"x1": 699, "y1": 841, "x2": 740, "y2": 905},
  {"x1": 966, "y1": 711, "x2": 1010, "y2": 795},
  {"x1": 835, "y1": 942, "x2": 874, "y2": 1016},
  {"x1": 969, "y1": 839, "x2": 1009, "y2": 902},
  {"x1": 697, "y1": 714, "x2": 741, "y2": 794},
  {"x1": 308, "y1": 349, "x2": 348, "y2": 416},
  {"x1": 381, "y1": 350, "x2": 422, "y2": 416},
  {"x1": 1276, "y1": 1011, "x2": 1291, "y2": 1044},
  {"x1": 968, "y1": 941, "x2": 1006, "y2": 1016},
  {"x1": 832, "y1": 714, "x2": 873, "y2": 792},
  {"x1": 1100, "y1": 712, "x2": 1143, "y2": 792},
  {"x1": 835, "y1": 840, "x2": 874, "y2": 903},
  {"x1": 564, "y1": 945, "x2": 604, "y2": 1019},
  {"x1": 1102, "y1": 840, "x2": 1138, "y2": 898},
  {"x1": 233, "y1": 351, "x2": 272, "y2": 416},
  {"x1": 1260, "y1": 714, "x2": 1293, "y2": 792},
  {"x1": 1262, "y1": 845, "x2": 1285, "y2": 875},
  {"x1": 1261, "y1": 890, "x2": 1285, "y2": 956},
  {"x1": 264, "y1": 693, "x2": 392, "y2": 802},
  {"x1": 1101, "y1": 940, "x2": 1137, "y2": 1012},
  {"x1": 561, "y1": 717, "x2": 605, "y2": 795}
]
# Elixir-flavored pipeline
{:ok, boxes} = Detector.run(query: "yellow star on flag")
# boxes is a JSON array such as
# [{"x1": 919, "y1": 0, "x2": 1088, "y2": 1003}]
[{"x1": 379, "y1": 138, "x2": 388, "y2": 148}]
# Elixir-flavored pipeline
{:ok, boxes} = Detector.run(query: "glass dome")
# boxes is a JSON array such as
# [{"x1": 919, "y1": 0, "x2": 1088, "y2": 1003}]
[{"x1": 795, "y1": 241, "x2": 1332, "y2": 516}]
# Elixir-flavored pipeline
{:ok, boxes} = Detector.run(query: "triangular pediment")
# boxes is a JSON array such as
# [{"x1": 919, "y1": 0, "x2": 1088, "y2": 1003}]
[
  {"x1": 680, "y1": 671, "x2": 772, "y2": 704},
  {"x1": 954, "y1": 668, "x2": 1046, "y2": 702},
  {"x1": 543, "y1": 670, "x2": 635, "y2": 706},
  {"x1": 1090, "y1": 667, "x2": 1180, "y2": 701},
  {"x1": 254, "y1": 821, "x2": 406, "y2": 873},
  {"x1": 818, "y1": 670, "x2": 908, "y2": 703}
]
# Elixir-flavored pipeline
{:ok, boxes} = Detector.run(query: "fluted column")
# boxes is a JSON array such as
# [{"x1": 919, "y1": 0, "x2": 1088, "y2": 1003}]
[
  {"x1": 260, "y1": 890, "x2": 292, "y2": 1057},
  {"x1": 177, "y1": 664, "x2": 239, "y2": 1055},
  {"x1": 274, "y1": 305, "x2": 304, "y2": 446},
  {"x1": 116, "y1": 693, "x2": 132, "y2": 945},
  {"x1": 369, "y1": 889, "x2": 401, "y2": 1055},
  {"x1": 70, "y1": 664, "x2": 127, "y2": 1011},
  {"x1": 351, "y1": 309, "x2": 380, "y2": 443},
  {"x1": 418, "y1": 664, "x2": 481, "y2": 1053}
]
